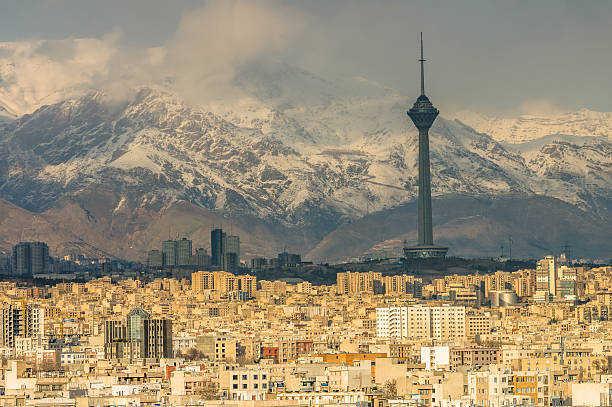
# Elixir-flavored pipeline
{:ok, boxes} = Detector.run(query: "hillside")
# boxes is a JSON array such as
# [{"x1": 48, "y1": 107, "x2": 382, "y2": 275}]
[{"x1": 0, "y1": 62, "x2": 610, "y2": 261}]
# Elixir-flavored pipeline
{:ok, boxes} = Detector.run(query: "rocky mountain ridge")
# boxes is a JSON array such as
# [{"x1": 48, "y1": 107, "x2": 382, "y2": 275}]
[{"x1": 0, "y1": 64, "x2": 610, "y2": 261}]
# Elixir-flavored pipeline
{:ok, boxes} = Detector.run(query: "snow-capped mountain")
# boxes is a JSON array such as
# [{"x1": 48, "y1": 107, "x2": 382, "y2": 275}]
[
  {"x1": 0, "y1": 62, "x2": 610, "y2": 260},
  {"x1": 452, "y1": 109, "x2": 612, "y2": 144}
]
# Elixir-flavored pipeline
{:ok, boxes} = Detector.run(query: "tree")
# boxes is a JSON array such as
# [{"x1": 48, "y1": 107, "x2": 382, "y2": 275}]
[
  {"x1": 35, "y1": 360, "x2": 59, "y2": 373},
  {"x1": 236, "y1": 355, "x2": 256, "y2": 366},
  {"x1": 180, "y1": 348, "x2": 206, "y2": 361},
  {"x1": 194, "y1": 381, "x2": 219, "y2": 400},
  {"x1": 382, "y1": 379, "x2": 398, "y2": 399}
]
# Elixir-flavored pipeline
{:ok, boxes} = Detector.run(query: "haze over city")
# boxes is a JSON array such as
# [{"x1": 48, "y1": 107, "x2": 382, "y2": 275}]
[{"x1": 0, "y1": 2, "x2": 611, "y2": 406}]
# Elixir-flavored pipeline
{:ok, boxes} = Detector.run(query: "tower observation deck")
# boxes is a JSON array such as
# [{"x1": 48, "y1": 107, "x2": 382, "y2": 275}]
[{"x1": 404, "y1": 33, "x2": 448, "y2": 259}]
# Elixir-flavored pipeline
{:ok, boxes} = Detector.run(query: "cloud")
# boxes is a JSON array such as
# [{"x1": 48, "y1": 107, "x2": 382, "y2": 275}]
[
  {"x1": 518, "y1": 99, "x2": 566, "y2": 117},
  {"x1": 161, "y1": 0, "x2": 306, "y2": 104},
  {"x1": 1, "y1": 1, "x2": 611, "y2": 115},
  {"x1": 0, "y1": 0, "x2": 307, "y2": 114},
  {"x1": 0, "y1": 33, "x2": 119, "y2": 115}
]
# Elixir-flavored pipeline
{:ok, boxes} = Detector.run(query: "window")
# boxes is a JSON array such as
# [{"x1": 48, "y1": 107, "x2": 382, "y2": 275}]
[
  {"x1": 233, "y1": 375, "x2": 238, "y2": 380},
  {"x1": 243, "y1": 384, "x2": 248, "y2": 389},
  {"x1": 243, "y1": 375, "x2": 247, "y2": 380}
]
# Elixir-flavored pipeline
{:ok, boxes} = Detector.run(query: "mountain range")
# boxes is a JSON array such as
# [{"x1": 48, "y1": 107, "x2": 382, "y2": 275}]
[{"x1": 0, "y1": 61, "x2": 610, "y2": 262}]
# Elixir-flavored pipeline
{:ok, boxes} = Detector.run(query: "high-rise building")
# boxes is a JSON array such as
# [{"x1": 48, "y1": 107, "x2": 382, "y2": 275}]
[
  {"x1": 404, "y1": 34, "x2": 448, "y2": 259},
  {"x1": 147, "y1": 250, "x2": 163, "y2": 268},
  {"x1": 211, "y1": 229, "x2": 225, "y2": 268},
  {"x1": 103, "y1": 307, "x2": 172, "y2": 361},
  {"x1": 225, "y1": 235, "x2": 240, "y2": 261},
  {"x1": 192, "y1": 270, "x2": 215, "y2": 292},
  {"x1": 278, "y1": 252, "x2": 301, "y2": 267},
  {"x1": 162, "y1": 240, "x2": 177, "y2": 267},
  {"x1": 193, "y1": 248, "x2": 211, "y2": 267},
  {"x1": 251, "y1": 258, "x2": 267, "y2": 271},
  {"x1": 225, "y1": 235, "x2": 240, "y2": 273},
  {"x1": 237, "y1": 274, "x2": 257, "y2": 298},
  {"x1": 383, "y1": 274, "x2": 423, "y2": 297},
  {"x1": 103, "y1": 320, "x2": 126, "y2": 360},
  {"x1": 12, "y1": 242, "x2": 49, "y2": 276},
  {"x1": 336, "y1": 271, "x2": 384, "y2": 295},
  {"x1": 536, "y1": 255, "x2": 557, "y2": 297},
  {"x1": 0, "y1": 304, "x2": 45, "y2": 347},
  {"x1": 191, "y1": 271, "x2": 257, "y2": 298},
  {"x1": 556, "y1": 264, "x2": 577, "y2": 299},
  {"x1": 176, "y1": 238, "x2": 193, "y2": 266},
  {"x1": 225, "y1": 252, "x2": 238, "y2": 273}
]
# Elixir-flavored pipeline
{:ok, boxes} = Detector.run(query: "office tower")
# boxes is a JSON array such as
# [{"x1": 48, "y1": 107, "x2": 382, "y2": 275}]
[
  {"x1": 404, "y1": 33, "x2": 448, "y2": 258},
  {"x1": 211, "y1": 229, "x2": 225, "y2": 268},
  {"x1": 176, "y1": 238, "x2": 193, "y2": 266},
  {"x1": 278, "y1": 252, "x2": 301, "y2": 267},
  {"x1": 225, "y1": 235, "x2": 240, "y2": 273},
  {"x1": 193, "y1": 248, "x2": 211, "y2": 267},
  {"x1": 147, "y1": 250, "x2": 163, "y2": 268},
  {"x1": 225, "y1": 235, "x2": 240, "y2": 261},
  {"x1": 225, "y1": 252, "x2": 238, "y2": 273},
  {"x1": 225, "y1": 235, "x2": 240, "y2": 272},
  {"x1": 12, "y1": 242, "x2": 49, "y2": 276},
  {"x1": 556, "y1": 265, "x2": 577, "y2": 299},
  {"x1": 126, "y1": 308, "x2": 148, "y2": 360},
  {"x1": 0, "y1": 254, "x2": 9, "y2": 273},
  {"x1": 536, "y1": 255, "x2": 557, "y2": 297},
  {"x1": 162, "y1": 240, "x2": 177, "y2": 267},
  {"x1": 103, "y1": 307, "x2": 172, "y2": 360},
  {"x1": 251, "y1": 258, "x2": 267, "y2": 271},
  {"x1": 103, "y1": 320, "x2": 126, "y2": 360}
]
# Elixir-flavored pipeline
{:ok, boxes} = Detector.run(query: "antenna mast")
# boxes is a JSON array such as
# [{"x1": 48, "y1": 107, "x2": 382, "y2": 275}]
[{"x1": 419, "y1": 32, "x2": 426, "y2": 95}]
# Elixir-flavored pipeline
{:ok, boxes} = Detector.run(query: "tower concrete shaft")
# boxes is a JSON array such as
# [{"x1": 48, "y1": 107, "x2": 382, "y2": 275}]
[
  {"x1": 408, "y1": 96, "x2": 438, "y2": 246},
  {"x1": 417, "y1": 127, "x2": 433, "y2": 245}
]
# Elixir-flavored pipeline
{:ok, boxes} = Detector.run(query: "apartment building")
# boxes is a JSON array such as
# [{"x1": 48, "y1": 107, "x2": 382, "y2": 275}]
[
  {"x1": 219, "y1": 366, "x2": 270, "y2": 400},
  {"x1": 336, "y1": 271, "x2": 383, "y2": 295},
  {"x1": 0, "y1": 304, "x2": 45, "y2": 348},
  {"x1": 192, "y1": 271, "x2": 257, "y2": 298},
  {"x1": 466, "y1": 312, "x2": 492, "y2": 337},
  {"x1": 376, "y1": 305, "x2": 465, "y2": 340}
]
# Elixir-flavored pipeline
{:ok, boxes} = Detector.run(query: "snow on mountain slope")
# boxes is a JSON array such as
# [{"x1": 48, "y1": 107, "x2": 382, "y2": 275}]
[
  {"x1": 0, "y1": 61, "x2": 610, "y2": 262},
  {"x1": 452, "y1": 109, "x2": 612, "y2": 144}
]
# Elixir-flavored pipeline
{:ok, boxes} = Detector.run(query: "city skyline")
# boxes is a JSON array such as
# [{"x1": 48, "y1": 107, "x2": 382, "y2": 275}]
[{"x1": 0, "y1": 2, "x2": 611, "y2": 406}]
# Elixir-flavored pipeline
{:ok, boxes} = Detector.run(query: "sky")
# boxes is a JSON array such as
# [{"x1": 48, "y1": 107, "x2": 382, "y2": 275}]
[{"x1": 1, "y1": 0, "x2": 611, "y2": 116}]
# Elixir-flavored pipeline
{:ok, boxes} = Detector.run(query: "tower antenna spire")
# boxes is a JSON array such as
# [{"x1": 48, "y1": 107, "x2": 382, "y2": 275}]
[{"x1": 419, "y1": 32, "x2": 425, "y2": 95}]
